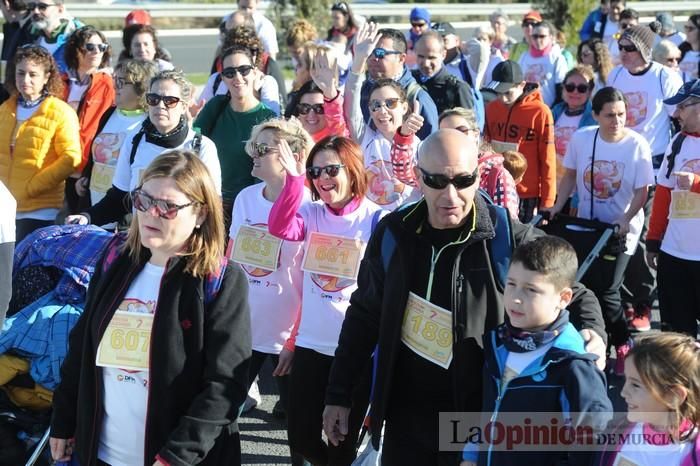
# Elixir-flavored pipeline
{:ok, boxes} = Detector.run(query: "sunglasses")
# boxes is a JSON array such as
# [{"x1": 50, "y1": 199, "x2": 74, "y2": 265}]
[
  {"x1": 417, "y1": 166, "x2": 479, "y2": 190},
  {"x1": 371, "y1": 48, "x2": 402, "y2": 60},
  {"x1": 411, "y1": 22, "x2": 427, "y2": 28},
  {"x1": 83, "y1": 43, "x2": 108, "y2": 53},
  {"x1": 666, "y1": 57, "x2": 681, "y2": 64},
  {"x1": 307, "y1": 164, "x2": 345, "y2": 179},
  {"x1": 114, "y1": 76, "x2": 134, "y2": 89},
  {"x1": 297, "y1": 103, "x2": 324, "y2": 115},
  {"x1": 531, "y1": 34, "x2": 548, "y2": 39},
  {"x1": 131, "y1": 189, "x2": 199, "y2": 220},
  {"x1": 521, "y1": 21, "x2": 537, "y2": 28},
  {"x1": 27, "y1": 2, "x2": 55, "y2": 11},
  {"x1": 145, "y1": 93, "x2": 181, "y2": 108},
  {"x1": 564, "y1": 83, "x2": 591, "y2": 93},
  {"x1": 618, "y1": 43, "x2": 638, "y2": 53},
  {"x1": 250, "y1": 142, "x2": 277, "y2": 158},
  {"x1": 221, "y1": 65, "x2": 254, "y2": 79},
  {"x1": 369, "y1": 98, "x2": 400, "y2": 112}
]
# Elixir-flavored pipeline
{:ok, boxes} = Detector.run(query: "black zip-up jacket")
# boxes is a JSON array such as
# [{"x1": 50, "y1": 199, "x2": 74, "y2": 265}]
[
  {"x1": 325, "y1": 195, "x2": 606, "y2": 449},
  {"x1": 411, "y1": 66, "x2": 475, "y2": 115},
  {"x1": 50, "y1": 246, "x2": 252, "y2": 466}
]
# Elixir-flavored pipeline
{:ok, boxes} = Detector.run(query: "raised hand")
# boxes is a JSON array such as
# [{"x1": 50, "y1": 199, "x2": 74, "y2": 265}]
[
  {"x1": 673, "y1": 171, "x2": 695, "y2": 190},
  {"x1": 277, "y1": 139, "x2": 305, "y2": 177},
  {"x1": 400, "y1": 98, "x2": 424, "y2": 137},
  {"x1": 351, "y1": 21, "x2": 381, "y2": 72},
  {"x1": 311, "y1": 50, "x2": 338, "y2": 100}
]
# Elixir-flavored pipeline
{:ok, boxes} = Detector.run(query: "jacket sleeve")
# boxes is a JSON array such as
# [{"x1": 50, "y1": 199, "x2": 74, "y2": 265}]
[
  {"x1": 85, "y1": 186, "x2": 130, "y2": 226},
  {"x1": 158, "y1": 264, "x2": 252, "y2": 466},
  {"x1": 457, "y1": 81, "x2": 475, "y2": 110},
  {"x1": 343, "y1": 71, "x2": 367, "y2": 143},
  {"x1": 416, "y1": 89, "x2": 439, "y2": 140},
  {"x1": 268, "y1": 173, "x2": 306, "y2": 241},
  {"x1": 325, "y1": 222, "x2": 386, "y2": 407},
  {"x1": 568, "y1": 282, "x2": 607, "y2": 347},
  {"x1": 77, "y1": 76, "x2": 116, "y2": 172},
  {"x1": 323, "y1": 91, "x2": 349, "y2": 138},
  {"x1": 646, "y1": 185, "x2": 671, "y2": 253},
  {"x1": 538, "y1": 109, "x2": 557, "y2": 208},
  {"x1": 579, "y1": 10, "x2": 597, "y2": 42},
  {"x1": 25, "y1": 104, "x2": 82, "y2": 198},
  {"x1": 390, "y1": 131, "x2": 418, "y2": 186}
]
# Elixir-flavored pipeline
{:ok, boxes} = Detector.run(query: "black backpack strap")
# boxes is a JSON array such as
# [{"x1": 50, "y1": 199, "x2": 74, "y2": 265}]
[
  {"x1": 665, "y1": 133, "x2": 687, "y2": 179},
  {"x1": 129, "y1": 128, "x2": 146, "y2": 165},
  {"x1": 192, "y1": 130, "x2": 203, "y2": 155},
  {"x1": 212, "y1": 72, "x2": 223, "y2": 96}
]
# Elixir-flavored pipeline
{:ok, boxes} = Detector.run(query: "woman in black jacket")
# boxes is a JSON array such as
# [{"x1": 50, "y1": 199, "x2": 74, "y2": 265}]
[{"x1": 49, "y1": 150, "x2": 251, "y2": 466}]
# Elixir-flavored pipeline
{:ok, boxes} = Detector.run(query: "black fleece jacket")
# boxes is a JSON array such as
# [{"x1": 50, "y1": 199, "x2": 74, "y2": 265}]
[
  {"x1": 325, "y1": 195, "x2": 605, "y2": 449},
  {"x1": 50, "y1": 246, "x2": 252, "y2": 466}
]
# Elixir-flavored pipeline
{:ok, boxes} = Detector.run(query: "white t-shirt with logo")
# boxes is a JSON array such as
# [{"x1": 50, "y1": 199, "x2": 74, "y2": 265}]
[
  {"x1": 295, "y1": 197, "x2": 385, "y2": 356},
  {"x1": 111, "y1": 127, "x2": 222, "y2": 194},
  {"x1": 518, "y1": 51, "x2": 568, "y2": 107},
  {"x1": 229, "y1": 183, "x2": 309, "y2": 353},
  {"x1": 607, "y1": 63, "x2": 684, "y2": 157},
  {"x1": 98, "y1": 263, "x2": 164, "y2": 466},
  {"x1": 554, "y1": 112, "x2": 583, "y2": 185},
  {"x1": 563, "y1": 127, "x2": 654, "y2": 255},
  {"x1": 656, "y1": 134, "x2": 700, "y2": 260}
]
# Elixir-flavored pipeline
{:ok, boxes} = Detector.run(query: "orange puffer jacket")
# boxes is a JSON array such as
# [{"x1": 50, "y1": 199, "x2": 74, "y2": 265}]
[{"x1": 0, "y1": 96, "x2": 82, "y2": 212}]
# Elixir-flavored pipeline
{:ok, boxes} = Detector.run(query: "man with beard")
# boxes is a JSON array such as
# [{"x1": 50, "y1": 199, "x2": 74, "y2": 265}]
[{"x1": 28, "y1": 0, "x2": 82, "y2": 72}]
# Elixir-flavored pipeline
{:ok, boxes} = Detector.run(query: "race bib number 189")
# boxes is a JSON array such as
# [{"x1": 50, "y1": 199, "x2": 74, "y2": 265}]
[{"x1": 400, "y1": 292, "x2": 453, "y2": 369}]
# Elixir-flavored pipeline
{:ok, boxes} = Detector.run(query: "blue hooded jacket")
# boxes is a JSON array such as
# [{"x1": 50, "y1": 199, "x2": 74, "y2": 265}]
[{"x1": 552, "y1": 100, "x2": 597, "y2": 129}]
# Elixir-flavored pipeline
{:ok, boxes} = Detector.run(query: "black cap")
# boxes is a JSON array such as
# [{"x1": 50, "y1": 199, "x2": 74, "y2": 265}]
[
  {"x1": 487, "y1": 60, "x2": 524, "y2": 93},
  {"x1": 431, "y1": 22, "x2": 457, "y2": 37}
]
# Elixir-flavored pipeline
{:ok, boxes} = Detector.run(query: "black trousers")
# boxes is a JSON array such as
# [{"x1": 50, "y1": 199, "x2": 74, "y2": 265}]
[
  {"x1": 518, "y1": 197, "x2": 539, "y2": 223},
  {"x1": 621, "y1": 187, "x2": 656, "y2": 307},
  {"x1": 657, "y1": 251, "x2": 700, "y2": 336},
  {"x1": 247, "y1": 350, "x2": 290, "y2": 410},
  {"x1": 287, "y1": 346, "x2": 370, "y2": 466}
]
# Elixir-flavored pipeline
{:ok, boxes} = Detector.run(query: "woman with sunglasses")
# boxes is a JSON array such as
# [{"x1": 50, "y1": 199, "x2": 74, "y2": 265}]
[
  {"x1": 67, "y1": 70, "x2": 221, "y2": 227},
  {"x1": 229, "y1": 118, "x2": 314, "y2": 464},
  {"x1": 577, "y1": 38, "x2": 613, "y2": 92},
  {"x1": 679, "y1": 15, "x2": 700, "y2": 83},
  {"x1": 50, "y1": 150, "x2": 252, "y2": 466},
  {"x1": 653, "y1": 40, "x2": 683, "y2": 75},
  {"x1": 517, "y1": 20, "x2": 568, "y2": 107},
  {"x1": 194, "y1": 45, "x2": 275, "y2": 225},
  {"x1": 268, "y1": 135, "x2": 383, "y2": 465},
  {"x1": 542, "y1": 87, "x2": 654, "y2": 375},
  {"x1": 0, "y1": 45, "x2": 81, "y2": 242},
  {"x1": 61, "y1": 25, "x2": 115, "y2": 213},
  {"x1": 552, "y1": 66, "x2": 597, "y2": 190}
]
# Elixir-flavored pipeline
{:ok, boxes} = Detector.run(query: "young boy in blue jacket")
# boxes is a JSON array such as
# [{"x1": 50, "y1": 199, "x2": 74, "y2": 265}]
[{"x1": 462, "y1": 236, "x2": 612, "y2": 466}]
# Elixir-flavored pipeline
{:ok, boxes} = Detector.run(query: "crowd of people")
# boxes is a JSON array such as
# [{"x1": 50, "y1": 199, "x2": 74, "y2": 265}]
[{"x1": 0, "y1": 0, "x2": 697, "y2": 465}]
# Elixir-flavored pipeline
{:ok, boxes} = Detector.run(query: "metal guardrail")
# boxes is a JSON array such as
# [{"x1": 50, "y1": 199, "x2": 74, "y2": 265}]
[{"x1": 66, "y1": 1, "x2": 700, "y2": 19}]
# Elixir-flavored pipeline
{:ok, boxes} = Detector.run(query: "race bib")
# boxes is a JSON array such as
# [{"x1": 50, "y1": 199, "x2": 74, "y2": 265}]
[
  {"x1": 670, "y1": 190, "x2": 700, "y2": 219},
  {"x1": 400, "y1": 292, "x2": 453, "y2": 369},
  {"x1": 491, "y1": 140, "x2": 519, "y2": 154},
  {"x1": 96, "y1": 311, "x2": 153, "y2": 371},
  {"x1": 90, "y1": 162, "x2": 116, "y2": 194},
  {"x1": 302, "y1": 232, "x2": 363, "y2": 280},
  {"x1": 230, "y1": 225, "x2": 282, "y2": 271}
]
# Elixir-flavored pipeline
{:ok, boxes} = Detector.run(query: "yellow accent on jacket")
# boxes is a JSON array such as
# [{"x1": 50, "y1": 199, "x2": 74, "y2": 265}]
[{"x1": 0, "y1": 96, "x2": 81, "y2": 212}]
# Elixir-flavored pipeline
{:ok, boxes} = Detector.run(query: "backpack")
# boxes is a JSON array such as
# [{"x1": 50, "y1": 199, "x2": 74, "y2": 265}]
[
  {"x1": 663, "y1": 132, "x2": 688, "y2": 179},
  {"x1": 457, "y1": 57, "x2": 486, "y2": 131},
  {"x1": 129, "y1": 128, "x2": 203, "y2": 165}
]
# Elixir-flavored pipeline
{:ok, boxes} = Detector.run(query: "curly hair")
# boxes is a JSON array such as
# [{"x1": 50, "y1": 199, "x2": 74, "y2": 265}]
[
  {"x1": 121, "y1": 24, "x2": 168, "y2": 61},
  {"x1": 6, "y1": 45, "x2": 64, "y2": 97},
  {"x1": 222, "y1": 25, "x2": 264, "y2": 68},
  {"x1": 286, "y1": 19, "x2": 318, "y2": 49},
  {"x1": 150, "y1": 69, "x2": 194, "y2": 105},
  {"x1": 246, "y1": 117, "x2": 315, "y2": 162},
  {"x1": 114, "y1": 59, "x2": 158, "y2": 109},
  {"x1": 64, "y1": 25, "x2": 111, "y2": 72},
  {"x1": 578, "y1": 38, "x2": 613, "y2": 84}
]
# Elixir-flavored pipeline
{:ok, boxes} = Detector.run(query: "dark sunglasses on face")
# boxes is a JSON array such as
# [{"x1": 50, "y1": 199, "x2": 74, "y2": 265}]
[
  {"x1": 618, "y1": 43, "x2": 638, "y2": 53},
  {"x1": 531, "y1": 34, "x2": 548, "y2": 39},
  {"x1": 145, "y1": 93, "x2": 181, "y2": 108},
  {"x1": 411, "y1": 22, "x2": 427, "y2": 28},
  {"x1": 131, "y1": 188, "x2": 199, "y2": 220},
  {"x1": 522, "y1": 21, "x2": 537, "y2": 28},
  {"x1": 27, "y1": 2, "x2": 54, "y2": 11},
  {"x1": 250, "y1": 142, "x2": 276, "y2": 158},
  {"x1": 307, "y1": 164, "x2": 345, "y2": 179},
  {"x1": 667, "y1": 56, "x2": 680, "y2": 64},
  {"x1": 83, "y1": 43, "x2": 108, "y2": 53},
  {"x1": 297, "y1": 103, "x2": 324, "y2": 115},
  {"x1": 369, "y1": 98, "x2": 400, "y2": 112},
  {"x1": 417, "y1": 166, "x2": 479, "y2": 190},
  {"x1": 564, "y1": 83, "x2": 591, "y2": 93},
  {"x1": 371, "y1": 48, "x2": 402, "y2": 59},
  {"x1": 221, "y1": 65, "x2": 254, "y2": 79}
]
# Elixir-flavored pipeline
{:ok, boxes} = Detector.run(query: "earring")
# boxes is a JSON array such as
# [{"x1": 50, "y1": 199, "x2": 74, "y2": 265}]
[{"x1": 195, "y1": 224, "x2": 201, "y2": 229}]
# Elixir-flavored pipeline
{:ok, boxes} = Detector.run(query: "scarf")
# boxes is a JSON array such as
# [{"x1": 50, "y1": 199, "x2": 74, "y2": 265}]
[
  {"x1": 499, "y1": 310, "x2": 569, "y2": 353},
  {"x1": 142, "y1": 115, "x2": 189, "y2": 148},
  {"x1": 528, "y1": 42, "x2": 553, "y2": 58}
]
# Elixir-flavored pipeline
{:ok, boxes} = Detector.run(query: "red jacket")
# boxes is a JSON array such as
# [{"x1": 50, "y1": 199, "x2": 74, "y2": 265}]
[{"x1": 62, "y1": 71, "x2": 115, "y2": 172}]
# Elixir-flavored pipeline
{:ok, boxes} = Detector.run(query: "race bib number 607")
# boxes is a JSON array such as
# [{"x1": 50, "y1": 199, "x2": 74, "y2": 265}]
[{"x1": 96, "y1": 311, "x2": 153, "y2": 371}]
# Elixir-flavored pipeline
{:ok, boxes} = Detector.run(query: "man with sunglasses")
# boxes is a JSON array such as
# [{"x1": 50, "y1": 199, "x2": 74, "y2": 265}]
[
  {"x1": 27, "y1": 0, "x2": 82, "y2": 73},
  {"x1": 323, "y1": 129, "x2": 606, "y2": 465},
  {"x1": 345, "y1": 22, "x2": 438, "y2": 141},
  {"x1": 508, "y1": 10, "x2": 542, "y2": 63}
]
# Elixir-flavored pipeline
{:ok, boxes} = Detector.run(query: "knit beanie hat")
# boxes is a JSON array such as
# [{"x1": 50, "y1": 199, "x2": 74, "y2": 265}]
[{"x1": 620, "y1": 23, "x2": 658, "y2": 63}]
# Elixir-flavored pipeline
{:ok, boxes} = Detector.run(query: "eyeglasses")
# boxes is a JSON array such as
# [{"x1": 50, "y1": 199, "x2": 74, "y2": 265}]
[
  {"x1": 620, "y1": 22, "x2": 633, "y2": 30},
  {"x1": 307, "y1": 164, "x2": 345, "y2": 179},
  {"x1": 145, "y1": 93, "x2": 181, "y2": 108},
  {"x1": 411, "y1": 22, "x2": 427, "y2": 28},
  {"x1": 564, "y1": 83, "x2": 591, "y2": 93},
  {"x1": 83, "y1": 43, "x2": 108, "y2": 53},
  {"x1": 221, "y1": 65, "x2": 255, "y2": 79},
  {"x1": 250, "y1": 142, "x2": 277, "y2": 158},
  {"x1": 297, "y1": 103, "x2": 324, "y2": 115},
  {"x1": 114, "y1": 77, "x2": 134, "y2": 89},
  {"x1": 370, "y1": 48, "x2": 402, "y2": 60},
  {"x1": 417, "y1": 166, "x2": 479, "y2": 190},
  {"x1": 677, "y1": 100, "x2": 700, "y2": 111},
  {"x1": 531, "y1": 34, "x2": 548, "y2": 39},
  {"x1": 666, "y1": 56, "x2": 681, "y2": 64},
  {"x1": 369, "y1": 98, "x2": 400, "y2": 112},
  {"x1": 131, "y1": 188, "x2": 199, "y2": 220},
  {"x1": 618, "y1": 43, "x2": 638, "y2": 53},
  {"x1": 27, "y1": 2, "x2": 55, "y2": 11}
]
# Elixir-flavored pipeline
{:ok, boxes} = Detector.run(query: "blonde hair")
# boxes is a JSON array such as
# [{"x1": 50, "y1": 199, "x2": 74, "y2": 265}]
[
  {"x1": 150, "y1": 69, "x2": 194, "y2": 106},
  {"x1": 629, "y1": 332, "x2": 700, "y2": 441},
  {"x1": 245, "y1": 117, "x2": 315, "y2": 160},
  {"x1": 653, "y1": 39, "x2": 681, "y2": 65},
  {"x1": 286, "y1": 19, "x2": 318, "y2": 49},
  {"x1": 502, "y1": 150, "x2": 528, "y2": 181},
  {"x1": 125, "y1": 150, "x2": 225, "y2": 278}
]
